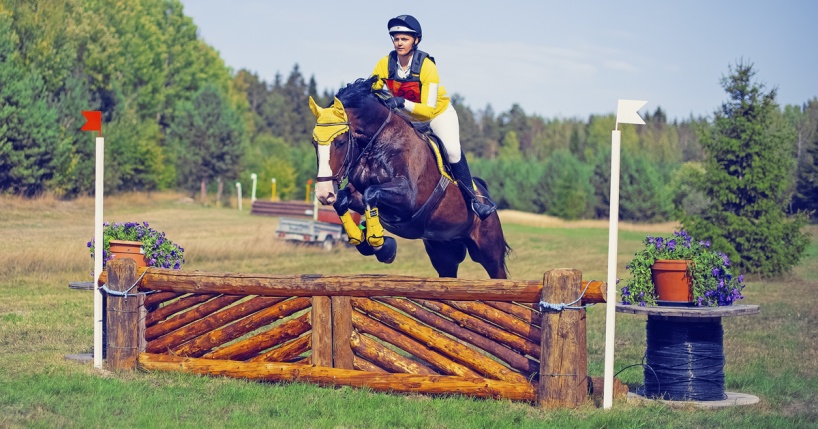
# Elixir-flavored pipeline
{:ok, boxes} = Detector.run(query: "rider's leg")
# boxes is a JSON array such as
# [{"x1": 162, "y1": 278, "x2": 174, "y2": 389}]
[{"x1": 430, "y1": 105, "x2": 497, "y2": 220}]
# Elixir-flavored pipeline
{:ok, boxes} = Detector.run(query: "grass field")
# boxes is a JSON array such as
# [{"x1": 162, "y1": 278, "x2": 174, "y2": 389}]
[{"x1": 1, "y1": 192, "x2": 816, "y2": 428}]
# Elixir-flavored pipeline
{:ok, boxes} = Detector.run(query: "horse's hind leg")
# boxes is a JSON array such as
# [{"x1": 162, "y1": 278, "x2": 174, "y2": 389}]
[
  {"x1": 423, "y1": 240, "x2": 467, "y2": 278},
  {"x1": 465, "y1": 216, "x2": 510, "y2": 279}
]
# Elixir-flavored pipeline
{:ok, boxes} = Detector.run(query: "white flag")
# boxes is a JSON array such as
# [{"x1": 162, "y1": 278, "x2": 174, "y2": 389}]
[{"x1": 616, "y1": 99, "x2": 647, "y2": 126}]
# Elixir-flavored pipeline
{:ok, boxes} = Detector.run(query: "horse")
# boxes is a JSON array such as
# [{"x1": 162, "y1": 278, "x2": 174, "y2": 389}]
[{"x1": 308, "y1": 76, "x2": 510, "y2": 279}]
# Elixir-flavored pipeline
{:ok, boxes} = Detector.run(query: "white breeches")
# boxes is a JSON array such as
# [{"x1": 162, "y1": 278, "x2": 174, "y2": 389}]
[{"x1": 429, "y1": 104, "x2": 461, "y2": 163}]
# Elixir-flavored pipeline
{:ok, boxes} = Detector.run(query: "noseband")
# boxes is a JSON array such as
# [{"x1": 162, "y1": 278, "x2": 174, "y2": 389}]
[{"x1": 315, "y1": 109, "x2": 393, "y2": 184}]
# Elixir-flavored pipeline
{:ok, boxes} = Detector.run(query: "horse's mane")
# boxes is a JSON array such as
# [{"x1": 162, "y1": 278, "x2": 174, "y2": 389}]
[{"x1": 335, "y1": 76, "x2": 380, "y2": 109}]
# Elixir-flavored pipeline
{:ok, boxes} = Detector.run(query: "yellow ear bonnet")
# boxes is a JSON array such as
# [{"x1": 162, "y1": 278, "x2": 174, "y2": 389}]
[{"x1": 311, "y1": 97, "x2": 349, "y2": 145}]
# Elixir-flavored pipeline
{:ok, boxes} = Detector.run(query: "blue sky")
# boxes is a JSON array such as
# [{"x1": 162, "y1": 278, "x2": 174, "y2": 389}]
[{"x1": 179, "y1": 0, "x2": 818, "y2": 120}]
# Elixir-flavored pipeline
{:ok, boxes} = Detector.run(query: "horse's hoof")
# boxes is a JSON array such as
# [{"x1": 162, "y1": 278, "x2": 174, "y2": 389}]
[
  {"x1": 355, "y1": 241, "x2": 376, "y2": 256},
  {"x1": 375, "y1": 237, "x2": 397, "y2": 264}
]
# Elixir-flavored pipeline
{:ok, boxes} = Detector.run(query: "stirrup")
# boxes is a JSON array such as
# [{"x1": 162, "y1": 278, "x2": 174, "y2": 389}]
[{"x1": 471, "y1": 197, "x2": 497, "y2": 220}]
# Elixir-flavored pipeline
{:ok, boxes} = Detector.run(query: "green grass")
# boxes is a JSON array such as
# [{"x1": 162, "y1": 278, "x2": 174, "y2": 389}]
[{"x1": 1, "y1": 192, "x2": 817, "y2": 428}]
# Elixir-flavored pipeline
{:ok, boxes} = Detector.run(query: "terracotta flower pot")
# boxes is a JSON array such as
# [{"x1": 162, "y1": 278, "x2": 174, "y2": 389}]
[
  {"x1": 651, "y1": 259, "x2": 693, "y2": 305},
  {"x1": 109, "y1": 239, "x2": 148, "y2": 268}
]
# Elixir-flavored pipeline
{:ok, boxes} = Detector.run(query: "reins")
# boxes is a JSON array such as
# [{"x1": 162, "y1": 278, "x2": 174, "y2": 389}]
[{"x1": 316, "y1": 109, "x2": 392, "y2": 184}]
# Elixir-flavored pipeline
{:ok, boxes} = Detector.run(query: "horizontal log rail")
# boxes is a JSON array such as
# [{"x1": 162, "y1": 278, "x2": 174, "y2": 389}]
[
  {"x1": 139, "y1": 353, "x2": 536, "y2": 401},
  {"x1": 99, "y1": 269, "x2": 606, "y2": 304}
]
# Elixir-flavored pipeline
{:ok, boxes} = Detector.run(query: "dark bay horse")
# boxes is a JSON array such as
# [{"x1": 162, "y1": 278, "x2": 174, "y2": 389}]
[{"x1": 309, "y1": 76, "x2": 510, "y2": 279}]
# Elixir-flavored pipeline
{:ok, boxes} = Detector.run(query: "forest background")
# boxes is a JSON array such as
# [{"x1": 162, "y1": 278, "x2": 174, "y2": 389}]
[{"x1": 2, "y1": 0, "x2": 818, "y2": 225}]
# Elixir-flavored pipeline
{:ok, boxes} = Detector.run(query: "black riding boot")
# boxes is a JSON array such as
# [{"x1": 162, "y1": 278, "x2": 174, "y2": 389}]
[{"x1": 450, "y1": 156, "x2": 497, "y2": 220}]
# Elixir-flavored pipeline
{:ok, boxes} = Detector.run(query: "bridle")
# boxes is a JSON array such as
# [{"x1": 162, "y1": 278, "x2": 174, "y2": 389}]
[{"x1": 315, "y1": 109, "x2": 393, "y2": 184}]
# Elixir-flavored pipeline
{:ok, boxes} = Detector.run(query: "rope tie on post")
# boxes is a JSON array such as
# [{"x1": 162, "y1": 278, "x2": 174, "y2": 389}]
[
  {"x1": 538, "y1": 279, "x2": 595, "y2": 312},
  {"x1": 99, "y1": 268, "x2": 154, "y2": 299}
]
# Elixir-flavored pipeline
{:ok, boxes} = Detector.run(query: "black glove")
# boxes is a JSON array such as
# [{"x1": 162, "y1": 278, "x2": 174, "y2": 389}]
[{"x1": 385, "y1": 96, "x2": 405, "y2": 110}]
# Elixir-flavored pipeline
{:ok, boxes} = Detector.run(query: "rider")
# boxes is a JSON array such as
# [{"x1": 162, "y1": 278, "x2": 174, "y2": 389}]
[{"x1": 370, "y1": 14, "x2": 497, "y2": 220}]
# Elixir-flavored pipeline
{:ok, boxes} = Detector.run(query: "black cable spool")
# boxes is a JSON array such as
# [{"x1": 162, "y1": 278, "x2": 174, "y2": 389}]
[{"x1": 639, "y1": 317, "x2": 728, "y2": 401}]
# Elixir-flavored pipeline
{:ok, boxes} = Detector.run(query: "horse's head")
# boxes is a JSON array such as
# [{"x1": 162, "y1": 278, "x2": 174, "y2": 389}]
[
  {"x1": 309, "y1": 96, "x2": 352, "y2": 204},
  {"x1": 309, "y1": 77, "x2": 388, "y2": 205}
]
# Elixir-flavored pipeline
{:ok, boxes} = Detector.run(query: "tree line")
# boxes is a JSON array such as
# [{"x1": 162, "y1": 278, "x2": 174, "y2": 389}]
[{"x1": 2, "y1": 0, "x2": 817, "y2": 230}]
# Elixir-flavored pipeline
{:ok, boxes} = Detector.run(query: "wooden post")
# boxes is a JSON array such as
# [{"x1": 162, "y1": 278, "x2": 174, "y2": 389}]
[
  {"x1": 332, "y1": 296, "x2": 354, "y2": 369},
  {"x1": 311, "y1": 296, "x2": 332, "y2": 367},
  {"x1": 105, "y1": 258, "x2": 145, "y2": 371},
  {"x1": 538, "y1": 269, "x2": 587, "y2": 408}
]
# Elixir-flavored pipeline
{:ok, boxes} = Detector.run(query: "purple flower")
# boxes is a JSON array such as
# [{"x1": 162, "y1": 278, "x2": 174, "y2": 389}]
[
  {"x1": 667, "y1": 239, "x2": 676, "y2": 251},
  {"x1": 655, "y1": 237, "x2": 664, "y2": 251}
]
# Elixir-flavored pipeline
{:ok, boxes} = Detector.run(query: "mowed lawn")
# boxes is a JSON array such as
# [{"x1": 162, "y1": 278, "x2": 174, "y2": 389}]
[{"x1": 1, "y1": 193, "x2": 816, "y2": 428}]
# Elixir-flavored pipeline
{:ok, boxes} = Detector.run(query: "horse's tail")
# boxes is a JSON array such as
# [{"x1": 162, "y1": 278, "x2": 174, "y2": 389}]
[{"x1": 474, "y1": 177, "x2": 513, "y2": 278}]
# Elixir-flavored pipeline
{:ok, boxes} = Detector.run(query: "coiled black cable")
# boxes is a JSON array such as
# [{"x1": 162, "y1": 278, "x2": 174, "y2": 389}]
[{"x1": 639, "y1": 317, "x2": 727, "y2": 401}]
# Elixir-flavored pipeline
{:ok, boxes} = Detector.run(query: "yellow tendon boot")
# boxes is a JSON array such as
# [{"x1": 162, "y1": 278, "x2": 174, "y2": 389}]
[
  {"x1": 365, "y1": 206, "x2": 385, "y2": 248},
  {"x1": 339, "y1": 212, "x2": 364, "y2": 245}
]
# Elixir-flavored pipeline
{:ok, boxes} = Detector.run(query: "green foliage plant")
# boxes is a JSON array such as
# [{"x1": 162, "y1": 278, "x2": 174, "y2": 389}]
[
  {"x1": 684, "y1": 61, "x2": 810, "y2": 276},
  {"x1": 88, "y1": 222, "x2": 185, "y2": 271},
  {"x1": 622, "y1": 230, "x2": 745, "y2": 307}
]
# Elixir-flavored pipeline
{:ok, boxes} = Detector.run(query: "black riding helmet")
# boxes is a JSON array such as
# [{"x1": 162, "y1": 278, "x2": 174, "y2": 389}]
[{"x1": 387, "y1": 15, "x2": 422, "y2": 45}]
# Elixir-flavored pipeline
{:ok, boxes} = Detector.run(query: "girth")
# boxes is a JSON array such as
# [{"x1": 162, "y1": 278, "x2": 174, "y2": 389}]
[{"x1": 381, "y1": 174, "x2": 451, "y2": 239}]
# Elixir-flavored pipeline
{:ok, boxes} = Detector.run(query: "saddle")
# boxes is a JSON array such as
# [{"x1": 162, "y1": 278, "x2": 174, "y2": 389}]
[{"x1": 406, "y1": 118, "x2": 454, "y2": 183}]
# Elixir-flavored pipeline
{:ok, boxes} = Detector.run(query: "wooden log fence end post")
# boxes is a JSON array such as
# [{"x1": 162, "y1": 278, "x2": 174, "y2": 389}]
[
  {"x1": 538, "y1": 269, "x2": 588, "y2": 409},
  {"x1": 105, "y1": 259, "x2": 145, "y2": 371}
]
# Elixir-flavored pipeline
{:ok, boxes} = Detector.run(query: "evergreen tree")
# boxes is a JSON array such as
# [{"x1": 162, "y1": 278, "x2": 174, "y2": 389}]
[
  {"x1": 167, "y1": 85, "x2": 245, "y2": 200},
  {"x1": 683, "y1": 61, "x2": 810, "y2": 276},
  {"x1": 0, "y1": 11, "x2": 60, "y2": 196}
]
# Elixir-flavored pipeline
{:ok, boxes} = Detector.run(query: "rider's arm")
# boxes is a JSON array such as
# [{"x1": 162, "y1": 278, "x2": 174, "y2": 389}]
[
  {"x1": 402, "y1": 57, "x2": 442, "y2": 121},
  {"x1": 370, "y1": 56, "x2": 389, "y2": 91}
]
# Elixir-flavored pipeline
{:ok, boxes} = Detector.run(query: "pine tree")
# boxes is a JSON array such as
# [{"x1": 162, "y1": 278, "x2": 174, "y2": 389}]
[
  {"x1": 0, "y1": 11, "x2": 60, "y2": 196},
  {"x1": 683, "y1": 61, "x2": 810, "y2": 276}
]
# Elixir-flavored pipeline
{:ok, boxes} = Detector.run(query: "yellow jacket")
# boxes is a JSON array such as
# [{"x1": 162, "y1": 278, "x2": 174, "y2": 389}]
[{"x1": 371, "y1": 51, "x2": 451, "y2": 121}]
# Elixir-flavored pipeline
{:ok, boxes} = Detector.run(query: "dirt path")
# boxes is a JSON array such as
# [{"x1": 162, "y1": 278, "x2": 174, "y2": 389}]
[{"x1": 498, "y1": 210, "x2": 680, "y2": 232}]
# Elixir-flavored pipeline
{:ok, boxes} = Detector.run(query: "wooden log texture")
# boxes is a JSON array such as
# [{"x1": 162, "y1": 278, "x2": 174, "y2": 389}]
[
  {"x1": 444, "y1": 300, "x2": 542, "y2": 344},
  {"x1": 105, "y1": 259, "x2": 143, "y2": 371},
  {"x1": 132, "y1": 270, "x2": 540, "y2": 301},
  {"x1": 350, "y1": 331, "x2": 437, "y2": 375},
  {"x1": 538, "y1": 269, "x2": 588, "y2": 409},
  {"x1": 146, "y1": 296, "x2": 287, "y2": 353},
  {"x1": 145, "y1": 295, "x2": 245, "y2": 341},
  {"x1": 203, "y1": 311, "x2": 311, "y2": 361},
  {"x1": 145, "y1": 294, "x2": 215, "y2": 327},
  {"x1": 589, "y1": 376, "x2": 628, "y2": 401},
  {"x1": 172, "y1": 297, "x2": 311, "y2": 357},
  {"x1": 352, "y1": 298, "x2": 528, "y2": 384},
  {"x1": 247, "y1": 333, "x2": 311, "y2": 363},
  {"x1": 311, "y1": 296, "x2": 332, "y2": 367},
  {"x1": 100, "y1": 269, "x2": 606, "y2": 304},
  {"x1": 332, "y1": 296, "x2": 354, "y2": 370},
  {"x1": 378, "y1": 297, "x2": 539, "y2": 376},
  {"x1": 139, "y1": 353, "x2": 536, "y2": 401},
  {"x1": 353, "y1": 356, "x2": 388, "y2": 373},
  {"x1": 144, "y1": 291, "x2": 183, "y2": 309},
  {"x1": 483, "y1": 301, "x2": 542, "y2": 327},
  {"x1": 414, "y1": 299, "x2": 540, "y2": 358},
  {"x1": 351, "y1": 310, "x2": 479, "y2": 378}
]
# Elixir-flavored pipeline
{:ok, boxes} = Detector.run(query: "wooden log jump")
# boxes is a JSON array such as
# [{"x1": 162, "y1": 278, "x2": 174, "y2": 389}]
[{"x1": 102, "y1": 260, "x2": 620, "y2": 408}]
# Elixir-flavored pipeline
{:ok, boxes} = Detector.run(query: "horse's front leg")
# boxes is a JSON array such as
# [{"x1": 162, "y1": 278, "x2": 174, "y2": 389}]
[
  {"x1": 332, "y1": 186, "x2": 376, "y2": 256},
  {"x1": 361, "y1": 177, "x2": 415, "y2": 264}
]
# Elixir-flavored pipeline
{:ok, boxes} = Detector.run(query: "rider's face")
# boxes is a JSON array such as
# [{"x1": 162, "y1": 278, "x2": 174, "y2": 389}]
[{"x1": 391, "y1": 34, "x2": 416, "y2": 57}]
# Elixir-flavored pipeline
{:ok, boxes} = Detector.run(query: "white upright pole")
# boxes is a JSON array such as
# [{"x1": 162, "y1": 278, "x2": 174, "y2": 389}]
[
  {"x1": 93, "y1": 136, "x2": 105, "y2": 369},
  {"x1": 236, "y1": 182, "x2": 242, "y2": 211},
  {"x1": 250, "y1": 173, "x2": 258, "y2": 202},
  {"x1": 603, "y1": 129, "x2": 622, "y2": 409}
]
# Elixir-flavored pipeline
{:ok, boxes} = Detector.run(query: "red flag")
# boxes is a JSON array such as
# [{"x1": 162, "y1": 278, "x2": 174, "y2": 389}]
[{"x1": 81, "y1": 111, "x2": 102, "y2": 136}]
